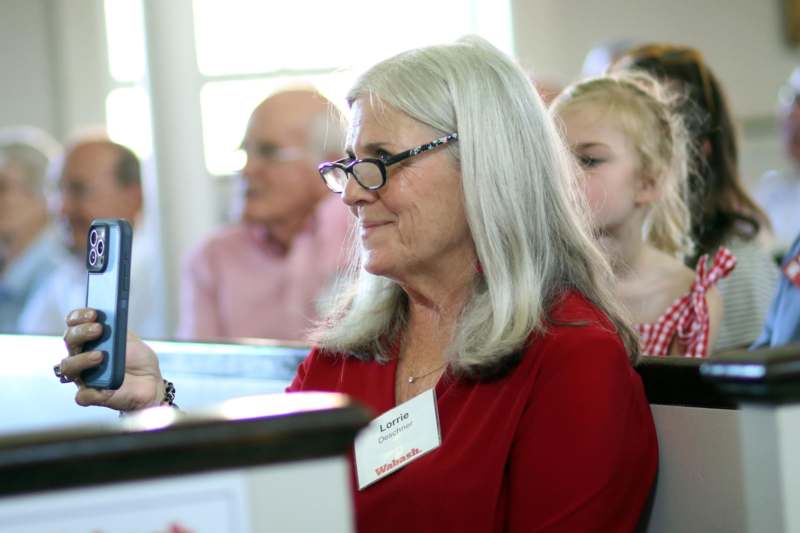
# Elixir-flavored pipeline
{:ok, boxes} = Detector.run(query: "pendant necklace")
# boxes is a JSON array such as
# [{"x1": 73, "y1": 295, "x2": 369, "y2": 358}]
[{"x1": 407, "y1": 362, "x2": 448, "y2": 384}]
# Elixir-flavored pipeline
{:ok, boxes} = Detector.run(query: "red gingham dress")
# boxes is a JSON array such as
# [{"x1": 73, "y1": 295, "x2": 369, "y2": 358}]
[{"x1": 637, "y1": 247, "x2": 737, "y2": 358}]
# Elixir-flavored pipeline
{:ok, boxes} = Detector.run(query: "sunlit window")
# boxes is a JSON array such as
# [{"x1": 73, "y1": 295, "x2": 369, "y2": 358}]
[
  {"x1": 103, "y1": 0, "x2": 151, "y2": 160},
  {"x1": 192, "y1": 0, "x2": 512, "y2": 176},
  {"x1": 192, "y1": 0, "x2": 512, "y2": 77},
  {"x1": 104, "y1": 0, "x2": 512, "y2": 175},
  {"x1": 106, "y1": 87, "x2": 153, "y2": 159},
  {"x1": 104, "y1": 0, "x2": 146, "y2": 82}
]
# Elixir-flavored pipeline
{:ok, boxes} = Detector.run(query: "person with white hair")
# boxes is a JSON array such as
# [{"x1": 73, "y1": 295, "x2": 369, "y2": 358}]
[
  {"x1": 58, "y1": 37, "x2": 657, "y2": 531},
  {"x1": 0, "y1": 127, "x2": 67, "y2": 332},
  {"x1": 177, "y1": 88, "x2": 352, "y2": 342}
]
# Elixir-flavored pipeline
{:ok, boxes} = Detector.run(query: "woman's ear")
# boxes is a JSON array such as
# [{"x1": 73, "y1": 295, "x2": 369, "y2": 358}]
[{"x1": 634, "y1": 172, "x2": 661, "y2": 205}]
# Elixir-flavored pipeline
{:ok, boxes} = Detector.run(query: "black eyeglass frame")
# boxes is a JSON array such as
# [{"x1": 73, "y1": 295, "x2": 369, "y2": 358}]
[{"x1": 318, "y1": 132, "x2": 459, "y2": 193}]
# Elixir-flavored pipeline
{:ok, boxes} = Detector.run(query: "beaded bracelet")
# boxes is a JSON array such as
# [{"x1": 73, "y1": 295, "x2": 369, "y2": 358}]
[
  {"x1": 162, "y1": 379, "x2": 176, "y2": 407},
  {"x1": 161, "y1": 379, "x2": 179, "y2": 410},
  {"x1": 119, "y1": 379, "x2": 176, "y2": 418}
]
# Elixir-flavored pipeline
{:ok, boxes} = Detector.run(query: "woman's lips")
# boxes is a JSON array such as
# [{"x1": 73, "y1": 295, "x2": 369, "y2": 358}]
[{"x1": 360, "y1": 221, "x2": 391, "y2": 237}]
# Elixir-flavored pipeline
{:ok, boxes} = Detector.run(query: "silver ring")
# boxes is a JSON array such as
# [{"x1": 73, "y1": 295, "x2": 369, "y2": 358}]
[{"x1": 54, "y1": 364, "x2": 74, "y2": 384}]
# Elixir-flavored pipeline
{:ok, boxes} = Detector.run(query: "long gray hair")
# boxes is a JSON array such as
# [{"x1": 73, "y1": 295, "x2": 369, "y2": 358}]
[{"x1": 312, "y1": 36, "x2": 639, "y2": 376}]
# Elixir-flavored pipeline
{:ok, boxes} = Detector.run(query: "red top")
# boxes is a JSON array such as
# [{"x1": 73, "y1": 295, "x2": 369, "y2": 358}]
[
  {"x1": 637, "y1": 247, "x2": 736, "y2": 358},
  {"x1": 288, "y1": 291, "x2": 658, "y2": 533}
]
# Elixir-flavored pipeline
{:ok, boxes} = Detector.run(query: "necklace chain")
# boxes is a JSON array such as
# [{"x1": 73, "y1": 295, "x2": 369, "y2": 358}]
[{"x1": 407, "y1": 362, "x2": 448, "y2": 384}]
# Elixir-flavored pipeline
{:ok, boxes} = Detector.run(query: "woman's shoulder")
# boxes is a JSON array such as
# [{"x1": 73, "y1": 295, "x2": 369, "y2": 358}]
[
  {"x1": 640, "y1": 248, "x2": 734, "y2": 325},
  {"x1": 516, "y1": 291, "x2": 635, "y2": 394},
  {"x1": 547, "y1": 290, "x2": 613, "y2": 325},
  {"x1": 537, "y1": 291, "x2": 628, "y2": 360},
  {"x1": 618, "y1": 248, "x2": 694, "y2": 321}
]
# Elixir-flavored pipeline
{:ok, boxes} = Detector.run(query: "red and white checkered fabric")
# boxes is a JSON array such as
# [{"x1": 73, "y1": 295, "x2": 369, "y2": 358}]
[{"x1": 637, "y1": 247, "x2": 737, "y2": 358}]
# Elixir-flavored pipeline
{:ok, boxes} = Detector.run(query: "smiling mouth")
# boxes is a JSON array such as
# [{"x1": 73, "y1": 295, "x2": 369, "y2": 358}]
[
  {"x1": 360, "y1": 221, "x2": 391, "y2": 237},
  {"x1": 362, "y1": 221, "x2": 390, "y2": 229}
]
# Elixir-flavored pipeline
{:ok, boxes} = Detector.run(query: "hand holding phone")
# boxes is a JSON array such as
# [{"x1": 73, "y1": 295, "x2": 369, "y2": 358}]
[
  {"x1": 81, "y1": 219, "x2": 132, "y2": 389},
  {"x1": 59, "y1": 309, "x2": 165, "y2": 411}
]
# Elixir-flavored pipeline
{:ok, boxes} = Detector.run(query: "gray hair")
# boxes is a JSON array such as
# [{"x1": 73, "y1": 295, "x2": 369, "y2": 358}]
[
  {"x1": 307, "y1": 104, "x2": 347, "y2": 162},
  {"x1": 0, "y1": 126, "x2": 61, "y2": 197},
  {"x1": 312, "y1": 36, "x2": 639, "y2": 376}
]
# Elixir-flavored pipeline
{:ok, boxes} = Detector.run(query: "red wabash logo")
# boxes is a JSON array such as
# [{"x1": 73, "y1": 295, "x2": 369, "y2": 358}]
[{"x1": 374, "y1": 447, "x2": 422, "y2": 476}]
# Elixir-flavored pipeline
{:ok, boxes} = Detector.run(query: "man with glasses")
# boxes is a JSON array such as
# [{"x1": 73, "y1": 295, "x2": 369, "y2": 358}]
[
  {"x1": 19, "y1": 137, "x2": 166, "y2": 338},
  {"x1": 177, "y1": 88, "x2": 351, "y2": 342},
  {"x1": 754, "y1": 67, "x2": 800, "y2": 255}
]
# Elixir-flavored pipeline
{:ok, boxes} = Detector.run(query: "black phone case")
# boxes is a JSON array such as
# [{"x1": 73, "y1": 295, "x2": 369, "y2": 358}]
[{"x1": 81, "y1": 218, "x2": 132, "y2": 390}]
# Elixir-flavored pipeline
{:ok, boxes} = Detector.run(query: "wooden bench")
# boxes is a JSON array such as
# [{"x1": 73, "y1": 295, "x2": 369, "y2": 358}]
[{"x1": 0, "y1": 391, "x2": 369, "y2": 532}]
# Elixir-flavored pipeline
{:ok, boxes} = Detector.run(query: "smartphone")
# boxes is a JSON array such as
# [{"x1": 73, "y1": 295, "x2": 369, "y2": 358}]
[{"x1": 81, "y1": 219, "x2": 133, "y2": 389}]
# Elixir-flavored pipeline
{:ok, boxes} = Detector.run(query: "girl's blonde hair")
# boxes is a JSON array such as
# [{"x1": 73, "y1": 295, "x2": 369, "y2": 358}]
[{"x1": 551, "y1": 72, "x2": 694, "y2": 259}]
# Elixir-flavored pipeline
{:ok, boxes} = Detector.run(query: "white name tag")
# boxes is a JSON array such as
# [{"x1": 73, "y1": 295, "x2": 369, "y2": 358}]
[{"x1": 354, "y1": 388, "x2": 441, "y2": 490}]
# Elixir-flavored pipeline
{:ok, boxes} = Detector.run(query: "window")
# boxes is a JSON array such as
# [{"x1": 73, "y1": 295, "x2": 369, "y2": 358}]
[
  {"x1": 103, "y1": 0, "x2": 512, "y2": 175},
  {"x1": 103, "y1": 0, "x2": 152, "y2": 159},
  {"x1": 192, "y1": 0, "x2": 512, "y2": 176}
]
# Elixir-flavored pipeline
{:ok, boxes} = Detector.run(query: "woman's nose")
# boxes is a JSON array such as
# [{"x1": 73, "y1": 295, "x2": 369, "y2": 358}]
[{"x1": 341, "y1": 173, "x2": 377, "y2": 207}]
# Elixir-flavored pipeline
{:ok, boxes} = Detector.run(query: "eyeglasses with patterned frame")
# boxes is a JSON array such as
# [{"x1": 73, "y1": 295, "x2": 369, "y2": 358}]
[{"x1": 318, "y1": 132, "x2": 458, "y2": 193}]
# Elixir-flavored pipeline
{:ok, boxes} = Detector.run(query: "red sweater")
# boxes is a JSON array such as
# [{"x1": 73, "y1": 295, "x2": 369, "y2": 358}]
[{"x1": 288, "y1": 292, "x2": 658, "y2": 532}]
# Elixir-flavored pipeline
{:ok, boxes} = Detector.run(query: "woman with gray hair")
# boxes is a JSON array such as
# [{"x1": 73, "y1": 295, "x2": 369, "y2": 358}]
[{"x1": 59, "y1": 37, "x2": 656, "y2": 531}]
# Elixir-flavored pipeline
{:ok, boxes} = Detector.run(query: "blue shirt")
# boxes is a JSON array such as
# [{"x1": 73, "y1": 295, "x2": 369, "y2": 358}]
[
  {"x1": 752, "y1": 235, "x2": 800, "y2": 348},
  {"x1": 0, "y1": 227, "x2": 68, "y2": 333}
]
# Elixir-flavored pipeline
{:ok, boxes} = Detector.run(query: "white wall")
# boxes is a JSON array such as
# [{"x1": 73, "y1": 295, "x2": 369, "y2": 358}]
[
  {"x1": 512, "y1": 0, "x2": 800, "y2": 186},
  {"x1": 513, "y1": 0, "x2": 799, "y2": 116},
  {"x1": 47, "y1": 0, "x2": 108, "y2": 139},
  {"x1": 0, "y1": 0, "x2": 57, "y2": 134},
  {"x1": 0, "y1": 0, "x2": 108, "y2": 139}
]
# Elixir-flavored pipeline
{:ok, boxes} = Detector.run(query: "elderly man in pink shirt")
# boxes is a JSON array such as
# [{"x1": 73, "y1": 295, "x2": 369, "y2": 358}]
[{"x1": 177, "y1": 89, "x2": 351, "y2": 342}]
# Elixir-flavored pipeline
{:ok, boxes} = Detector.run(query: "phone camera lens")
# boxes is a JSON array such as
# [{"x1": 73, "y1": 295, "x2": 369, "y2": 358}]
[
  {"x1": 89, "y1": 249, "x2": 97, "y2": 266},
  {"x1": 89, "y1": 229, "x2": 98, "y2": 247},
  {"x1": 96, "y1": 239, "x2": 104, "y2": 257}
]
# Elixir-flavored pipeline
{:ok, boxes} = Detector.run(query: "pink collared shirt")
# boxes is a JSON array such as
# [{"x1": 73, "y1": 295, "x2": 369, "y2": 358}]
[{"x1": 177, "y1": 195, "x2": 352, "y2": 342}]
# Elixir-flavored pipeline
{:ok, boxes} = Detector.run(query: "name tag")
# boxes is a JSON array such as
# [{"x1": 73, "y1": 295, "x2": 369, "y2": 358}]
[{"x1": 354, "y1": 388, "x2": 441, "y2": 490}]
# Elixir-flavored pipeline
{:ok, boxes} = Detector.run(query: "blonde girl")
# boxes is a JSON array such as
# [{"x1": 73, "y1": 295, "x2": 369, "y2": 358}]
[{"x1": 552, "y1": 73, "x2": 734, "y2": 357}]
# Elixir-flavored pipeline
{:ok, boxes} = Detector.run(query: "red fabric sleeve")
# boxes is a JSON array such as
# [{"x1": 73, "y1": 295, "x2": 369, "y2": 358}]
[{"x1": 507, "y1": 328, "x2": 656, "y2": 532}]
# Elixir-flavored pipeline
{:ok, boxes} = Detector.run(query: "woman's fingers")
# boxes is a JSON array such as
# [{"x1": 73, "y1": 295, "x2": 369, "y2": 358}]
[
  {"x1": 65, "y1": 308, "x2": 97, "y2": 327},
  {"x1": 58, "y1": 350, "x2": 104, "y2": 381},
  {"x1": 63, "y1": 322, "x2": 103, "y2": 355}
]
